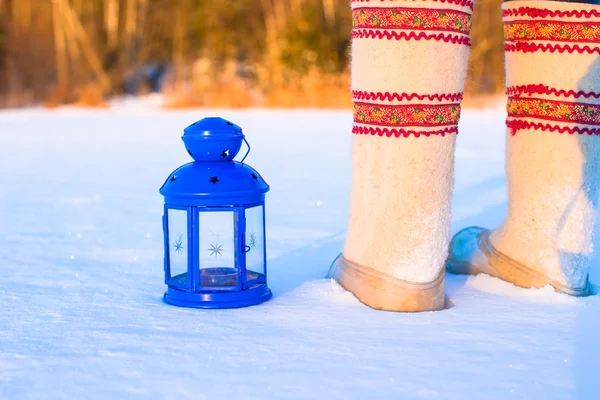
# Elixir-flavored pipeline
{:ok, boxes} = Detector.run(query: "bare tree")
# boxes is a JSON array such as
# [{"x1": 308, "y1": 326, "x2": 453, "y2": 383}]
[
  {"x1": 51, "y1": 0, "x2": 68, "y2": 90},
  {"x1": 323, "y1": 0, "x2": 335, "y2": 25},
  {"x1": 105, "y1": 0, "x2": 119, "y2": 48}
]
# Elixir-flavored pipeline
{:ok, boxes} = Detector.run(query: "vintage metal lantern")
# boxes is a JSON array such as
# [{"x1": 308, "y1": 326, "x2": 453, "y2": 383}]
[{"x1": 160, "y1": 117, "x2": 271, "y2": 308}]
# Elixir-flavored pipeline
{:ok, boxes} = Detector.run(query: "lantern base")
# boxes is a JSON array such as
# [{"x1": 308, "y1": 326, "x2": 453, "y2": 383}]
[{"x1": 163, "y1": 283, "x2": 272, "y2": 309}]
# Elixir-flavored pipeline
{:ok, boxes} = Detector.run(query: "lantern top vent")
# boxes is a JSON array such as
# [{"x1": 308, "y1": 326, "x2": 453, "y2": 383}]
[
  {"x1": 183, "y1": 117, "x2": 245, "y2": 162},
  {"x1": 162, "y1": 117, "x2": 269, "y2": 207}
]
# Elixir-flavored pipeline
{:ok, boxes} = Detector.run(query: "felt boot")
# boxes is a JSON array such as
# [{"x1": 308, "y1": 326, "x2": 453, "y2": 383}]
[
  {"x1": 447, "y1": 0, "x2": 600, "y2": 296},
  {"x1": 328, "y1": 0, "x2": 473, "y2": 311}
]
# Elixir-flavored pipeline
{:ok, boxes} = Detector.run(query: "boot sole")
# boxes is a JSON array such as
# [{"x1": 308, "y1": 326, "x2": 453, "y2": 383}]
[
  {"x1": 328, "y1": 254, "x2": 446, "y2": 312},
  {"x1": 447, "y1": 230, "x2": 589, "y2": 297}
]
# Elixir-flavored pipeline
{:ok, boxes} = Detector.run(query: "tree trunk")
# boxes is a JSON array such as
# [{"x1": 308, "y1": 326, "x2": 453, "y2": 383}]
[
  {"x1": 105, "y1": 0, "x2": 119, "y2": 48},
  {"x1": 125, "y1": 0, "x2": 138, "y2": 64},
  {"x1": 323, "y1": 0, "x2": 335, "y2": 25},
  {"x1": 61, "y1": 0, "x2": 110, "y2": 91},
  {"x1": 52, "y1": 0, "x2": 68, "y2": 90},
  {"x1": 259, "y1": 0, "x2": 283, "y2": 87},
  {"x1": 62, "y1": 0, "x2": 82, "y2": 80},
  {"x1": 260, "y1": 0, "x2": 279, "y2": 59},
  {"x1": 289, "y1": 0, "x2": 302, "y2": 16},
  {"x1": 172, "y1": 0, "x2": 185, "y2": 91},
  {"x1": 273, "y1": 0, "x2": 286, "y2": 32}
]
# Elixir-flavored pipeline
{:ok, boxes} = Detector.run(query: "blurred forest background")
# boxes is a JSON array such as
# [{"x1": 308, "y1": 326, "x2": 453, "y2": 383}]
[{"x1": 0, "y1": 0, "x2": 504, "y2": 108}]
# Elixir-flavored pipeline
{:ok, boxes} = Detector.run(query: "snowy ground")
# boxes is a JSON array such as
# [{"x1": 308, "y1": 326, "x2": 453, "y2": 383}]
[{"x1": 0, "y1": 101, "x2": 598, "y2": 399}]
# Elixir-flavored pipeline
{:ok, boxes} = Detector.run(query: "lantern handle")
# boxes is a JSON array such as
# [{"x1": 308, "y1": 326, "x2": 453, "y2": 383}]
[{"x1": 240, "y1": 136, "x2": 251, "y2": 164}]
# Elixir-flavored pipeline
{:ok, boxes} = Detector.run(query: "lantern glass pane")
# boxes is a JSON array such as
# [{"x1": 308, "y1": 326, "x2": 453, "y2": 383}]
[
  {"x1": 245, "y1": 206, "x2": 265, "y2": 281},
  {"x1": 167, "y1": 209, "x2": 188, "y2": 283},
  {"x1": 198, "y1": 211, "x2": 238, "y2": 286}
]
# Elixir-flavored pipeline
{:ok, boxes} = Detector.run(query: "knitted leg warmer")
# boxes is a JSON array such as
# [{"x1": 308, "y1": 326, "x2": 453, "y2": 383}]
[
  {"x1": 448, "y1": 0, "x2": 600, "y2": 295},
  {"x1": 329, "y1": 0, "x2": 473, "y2": 311}
]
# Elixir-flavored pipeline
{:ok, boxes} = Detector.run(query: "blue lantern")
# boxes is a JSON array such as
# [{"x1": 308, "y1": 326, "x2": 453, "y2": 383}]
[{"x1": 160, "y1": 117, "x2": 272, "y2": 308}]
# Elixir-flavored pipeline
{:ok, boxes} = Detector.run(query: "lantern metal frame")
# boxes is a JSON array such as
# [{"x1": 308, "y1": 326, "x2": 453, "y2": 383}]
[
  {"x1": 160, "y1": 117, "x2": 272, "y2": 309},
  {"x1": 163, "y1": 204, "x2": 193, "y2": 290}
]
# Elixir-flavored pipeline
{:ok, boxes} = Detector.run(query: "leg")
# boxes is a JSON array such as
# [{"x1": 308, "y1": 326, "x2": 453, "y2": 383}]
[
  {"x1": 448, "y1": 0, "x2": 600, "y2": 295},
  {"x1": 329, "y1": 0, "x2": 473, "y2": 311}
]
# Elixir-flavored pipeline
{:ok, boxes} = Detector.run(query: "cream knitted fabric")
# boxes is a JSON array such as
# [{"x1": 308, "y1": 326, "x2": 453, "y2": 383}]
[
  {"x1": 489, "y1": 0, "x2": 600, "y2": 290},
  {"x1": 342, "y1": 0, "x2": 473, "y2": 285}
]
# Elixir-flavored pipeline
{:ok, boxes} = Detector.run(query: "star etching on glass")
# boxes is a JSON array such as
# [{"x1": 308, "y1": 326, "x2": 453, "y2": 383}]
[
  {"x1": 209, "y1": 243, "x2": 223, "y2": 257},
  {"x1": 174, "y1": 234, "x2": 184, "y2": 254},
  {"x1": 249, "y1": 233, "x2": 258, "y2": 249}
]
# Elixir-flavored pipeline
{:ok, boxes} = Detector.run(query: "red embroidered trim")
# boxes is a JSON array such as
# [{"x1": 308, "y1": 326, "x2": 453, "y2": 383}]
[
  {"x1": 505, "y1": 42, "x2": 600, "y2": 54},
  {"x1": 352, "y1": 8, "x2": 471, "y2": 36},
  {"x1": 507, "y1": 97, "x2": 600, "y2": 126},
  {"x1": 506, "y1": 119, "x2": 600, "y2": 135},
  {"x1": 352, "y1": 91, "x2": 464, "y2": 102},
  {"x1": 506, "y1": 85, "x2": 600, "y2": 99},
  {"x1": 353, "y1": 125, "x2": 458, "y2": 138},
  {"x1": 505, "y1": 21, "x2": 600, "y2": 44},
  {"x1": 351, "y1": 0, "x2": 474, "y2": 9},
  {"x1": 353, "y1": 29, "x2": 471, "y2": 45},
  {"x1": 502, "y1": 7, "x2": 600, "y2": 19},
  {"x1": 354, "y1": 102, "x2": 461, "y2": 126}
]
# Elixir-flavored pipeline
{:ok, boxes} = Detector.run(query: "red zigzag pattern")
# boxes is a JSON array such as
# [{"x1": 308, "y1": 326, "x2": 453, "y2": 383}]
[
  {"x1": 505, "y1": 42, "x2": 600, "y2": 54},
  {"x1": 506, "y1": 120, "x2": 600, "y2": 136},
  {"x1": 353, "y1": 125, "x2": 458, "y2": 138},
  {"x1": 351, "y1": 0, "x2": 474, "y2": 10},
  {"x1": 353, "y1": 91, "x2": 463, "y2": 102},
  {"x1": 353, "y1": 29, "x2": 471, "y2": 45},
  {"x1": 506, "y1": 84, "x2": 600, "y2": 99},
  {"x1": 502, "y1": 7, "x2": 600, "y2": 19}
]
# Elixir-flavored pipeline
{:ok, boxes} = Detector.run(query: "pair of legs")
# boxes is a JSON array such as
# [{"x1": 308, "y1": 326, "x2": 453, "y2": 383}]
[{"x1": 330, "y1": 0, "x2": 600, "y2": 311}]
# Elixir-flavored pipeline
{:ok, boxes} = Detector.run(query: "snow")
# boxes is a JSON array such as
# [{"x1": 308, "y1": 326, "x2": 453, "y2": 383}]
[{"x1": 0, "y1": 103, "x2": 598, "y2": 399}]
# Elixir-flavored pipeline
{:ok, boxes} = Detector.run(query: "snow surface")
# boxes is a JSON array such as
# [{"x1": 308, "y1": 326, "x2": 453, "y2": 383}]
[{"x1": 0, "y1": 101, "x2": 599, "y2": 399}]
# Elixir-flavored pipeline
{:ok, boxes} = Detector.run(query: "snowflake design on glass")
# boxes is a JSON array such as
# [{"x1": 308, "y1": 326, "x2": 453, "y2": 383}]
[
  {"x1": 209, "y1": 243, "x2": 223, "y2": 257},
  {"x1": 249, "y1": 233, "x2": 258, "y2": 249},
  {"x1": 174, "y1": 234, "x2": 184, "y2": 254}
]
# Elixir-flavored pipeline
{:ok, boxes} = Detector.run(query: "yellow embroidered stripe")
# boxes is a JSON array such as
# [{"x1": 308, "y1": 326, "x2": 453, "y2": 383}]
[
  {"x1": 507, "y1": 97, "x2": 600, "y2": 125},
  {"x1": 352, "y1": 7, "x2": 471, "y2": 35},
  {"x1": 354, "y1": 102, "x2": 461, "y2": 127},
  {"x1": 505, "y1": 21, "x2": 600, "y2": 43}
]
